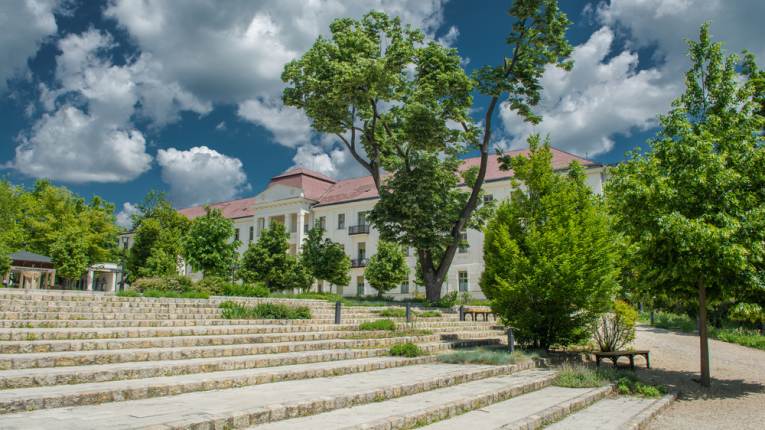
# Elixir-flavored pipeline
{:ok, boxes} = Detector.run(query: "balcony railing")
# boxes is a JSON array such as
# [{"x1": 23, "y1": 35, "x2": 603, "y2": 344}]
[
  {"x1": 351, "y1": 259, "x2": 369, "y2": 268},
  {"x1": 348, "y1": 224, "x2": 370, "y2": 235}
]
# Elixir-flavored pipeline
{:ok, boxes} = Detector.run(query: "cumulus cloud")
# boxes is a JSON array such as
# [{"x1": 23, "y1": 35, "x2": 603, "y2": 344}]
[
  {"x1": 215, "y1": 122, "x2": 226, "y2": 131},
  {"x1": 115, "y1": 202, "x2": 139, "y2": 229},
  {"x1": 498, "y1": 27, "x2": 675, "y2": 157},
  {"x1": 289, "y1": 143, "x2": 370, "y2": 180},
  {"x1": 7, "y1": 28, "x2": 212, "y2": 183},
  {"x1": 157, "y1": 146, "x2": 251, "y2": 207},
  {"x1": 237, "y1": 97, "x2": 313, "y2": 147},
  {"x1": 0, "y1": 0, "x2": 60, "y2": 92}
]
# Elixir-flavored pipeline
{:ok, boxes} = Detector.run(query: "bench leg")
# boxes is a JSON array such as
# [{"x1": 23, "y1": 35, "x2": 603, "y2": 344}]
[
  {"x1": 596, "y1": 356, "x2": 602, "y2": 367},
  {"x1": 644, "y1": 353, "x2": 650, "y2": 369},
  {"x1": 611, "y1": 357, "x2": 618, "y2": 369},
  {"x1": 629, "y1": 355, "x2": 635, "y2": 372}
]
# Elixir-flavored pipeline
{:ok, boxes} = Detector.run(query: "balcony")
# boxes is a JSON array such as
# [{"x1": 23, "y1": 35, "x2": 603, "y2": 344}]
[
  {"x1": 351, "y1": 259, "x2": 369, "y2": 268},
  {"x1": 348, "y1": 224, "x2": 370, "y2": 235}
]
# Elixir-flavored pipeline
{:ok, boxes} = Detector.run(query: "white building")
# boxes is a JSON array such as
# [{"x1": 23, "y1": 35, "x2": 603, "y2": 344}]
[{"x1": 171, "y1": 148, "x2": 606, "y2": 299}]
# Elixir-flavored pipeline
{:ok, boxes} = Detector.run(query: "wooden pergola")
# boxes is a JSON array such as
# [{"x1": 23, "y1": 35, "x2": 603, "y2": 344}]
[{"x1": 2, "y1": 250, "x2": 56, "y2": 289}]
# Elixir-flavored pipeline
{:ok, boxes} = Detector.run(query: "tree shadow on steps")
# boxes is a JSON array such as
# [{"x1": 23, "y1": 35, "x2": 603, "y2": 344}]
[{"x1": 630, "y1": 366, "x2": 765, "y2": 402}]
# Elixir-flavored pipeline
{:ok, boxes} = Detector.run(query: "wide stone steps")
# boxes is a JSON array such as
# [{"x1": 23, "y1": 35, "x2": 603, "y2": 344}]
[
  {"x1": 0, "y1": 363, "x2": 551, "y2": 429},
  {"x1": 0, "y1": 318, "x2": 488, "y2": 329},
  {"x1": 0, "y1": 340, "x2": 502, "y2": 390}
]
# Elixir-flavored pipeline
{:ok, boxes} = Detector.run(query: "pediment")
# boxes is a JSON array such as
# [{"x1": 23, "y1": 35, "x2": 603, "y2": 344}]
[{"x1": 254, "y1": 184, "x2": 306, "y2": 204}]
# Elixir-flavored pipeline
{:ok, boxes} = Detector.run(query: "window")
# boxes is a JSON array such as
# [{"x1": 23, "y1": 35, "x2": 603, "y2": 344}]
[
  {"x1": 484, "y1": 194, "x2": 494, "y2": 204},
  {"x1": 235, "y1": 228, "x2": 240, "y2": 241},
  {"x1": 304, "y1": 223, "x2": 309, "y2": 233},
  {"x1": 358, "y1": 211, "x2": 366, "y2": 226},
  {"x1": 338, "y1": 213, "x2": 345, "y2": 229},
  {"x1": 459, "y1": 271, "x2": 469, "y2": 292},
  {"x1": 405, "y1": 247, "x2": 410, "y2": 257},
  {"x1": 401, "y1": 280, "x2": 410, "y2": 294},
  {"x1": 358, "y1": 243, "x2": 366, "y2": 261},
  {"x1": 319, "y1": 216, "x2": 326, "y2": 229},
  {"x1": 357, "y1": 276, "x2": 365, "y2": 295},
  {"x1": 459, "y1": 232, "x2": 468, "y2": 253},
  {"x1": 249, "y1": 226, "x2": 254, "y2": 241}
]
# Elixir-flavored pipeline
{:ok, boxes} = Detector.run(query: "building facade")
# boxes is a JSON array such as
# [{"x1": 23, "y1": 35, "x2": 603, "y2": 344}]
[{"x1": 175, "y1": 148, "x2": 607, "y2": 299}]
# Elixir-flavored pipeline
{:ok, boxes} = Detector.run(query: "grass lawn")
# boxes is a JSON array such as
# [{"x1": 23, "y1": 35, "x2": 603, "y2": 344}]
[{"x1": 638, "y1": 311, "x2": 765, "y2": 351}]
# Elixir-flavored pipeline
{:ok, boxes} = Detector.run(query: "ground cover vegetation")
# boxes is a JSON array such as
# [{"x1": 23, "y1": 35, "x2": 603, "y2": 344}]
[
  {"x1": 281, "y1": 1, "x2": 574, "y2": 302},
  {"x1": 606, "y1": 24, "x2": 765, "y2": 387},
  {"x1": 553, "y1": 363, "x2": 666, "y2": 398},
  {"x1": 218, "y1": 301, "x2": 312, "y2": 320},
  {"x1": 389, "y1": 342, "x2": 426, "y2": 358},
  {"x1": 438, "y1": 347, "x2": 541, "y2": 365},
  {"x1": 481, "y1": 138, "x2": 621, "y2": 350}
]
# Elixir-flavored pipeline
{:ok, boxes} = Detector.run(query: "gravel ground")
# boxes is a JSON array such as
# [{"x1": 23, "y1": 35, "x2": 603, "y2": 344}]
[{"x1": 628, "y1": 324, "x2": 765, "y2": 429}]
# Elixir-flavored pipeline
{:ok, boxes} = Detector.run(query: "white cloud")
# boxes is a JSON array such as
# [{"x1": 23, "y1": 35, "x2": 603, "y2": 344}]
[
  {"x1": 289, "y1": 143, "x2": 370, "y2": 180},
  {"x1": 115, "y1": 202, "x2": 139, "y2": 229},
  {"x1": 215, "y1": 122, "x2": 226, "y2": 131},
  {"x1": 437, "y1": 26, "x2": 459, "y2": 48},
  {"x1": 0, "y1": 0, "x2": 60, "y2": 92},
  {"x1": 237, "y1": 97, "x2": 313, "y2": 147},
  {"x1": 156, "y1": 146, "x2": 251, "y2": 207}
]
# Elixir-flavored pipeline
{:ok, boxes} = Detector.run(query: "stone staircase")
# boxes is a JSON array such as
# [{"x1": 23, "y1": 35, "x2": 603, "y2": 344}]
[{"x1": 0, "y1": 289, "x2": 675, "y2": 429}]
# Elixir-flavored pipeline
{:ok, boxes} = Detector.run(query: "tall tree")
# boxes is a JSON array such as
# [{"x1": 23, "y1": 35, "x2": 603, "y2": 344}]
[
  {"x1": 182, "y1": 206, "x2": 241, "y2": 277},
  {"x1": 365, "y1": 241, "x2": 411, "y2": 298},
  {"x1": 0, "y1": 240, "x2": 11, "y2": 278},
  {"x1": 282, "y1": 2, "x2": 573, "y2": 301},
  {"x1": 50, "y1": 229, "x2": 90, "y2": 288},
  {"x1": 240, "y1": 220, "x2": 292, "y2": 289},
  {"x1": 301, "y1": 223, "x2": 351, "y2": 293},
  {"x1": 606, "y1": 24, "x2": 765, "y2": 387},
  {"x1": 126, "y1": 217, "x2": 162, "y2": 280},
  {"x1": 480, "y1": 136, "x2": 621, "y2": 350},
  {"x1": 0, "y1": 176, "x2": 28, "y2": 252}
]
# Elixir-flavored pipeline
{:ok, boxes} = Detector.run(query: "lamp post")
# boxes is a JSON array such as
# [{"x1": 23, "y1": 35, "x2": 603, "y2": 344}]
[{"x1": 120, "y1": 236, "x2": 129, "y2": 292}]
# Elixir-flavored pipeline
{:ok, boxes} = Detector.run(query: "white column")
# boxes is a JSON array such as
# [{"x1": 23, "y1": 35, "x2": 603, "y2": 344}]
[
  {"x1": 86, "y1": 269, "x2": 94, "y2": 291},
  {"x1": 266, "y1": 216, "x2": 272, "y2": 230},
  {"x1": 297, "y1": 210, "x2": 307, "y2": 253},
  {"x1": 106, "y1": 272, "x2": 116, "y2": 292},
  {"x1": 286, "y1": 213, "x2": 294, "y2": 234}
]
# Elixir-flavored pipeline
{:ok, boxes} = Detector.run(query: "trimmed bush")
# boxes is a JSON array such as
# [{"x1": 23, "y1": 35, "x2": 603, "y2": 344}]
[
  {"x1": 193, "y1": 276, "x2": 227, "y2": 295},
  {"x1": 130, "y1": 276, "x2": 191, "y2": 294},
  {"x1": 359, "y1": 319, "x2": 396, "y2": 331},
  {"x1": 389, "y1": 342, "x2": 425, "y2": 357},
  {"x1": 218, "y1": 301, "x2": 311, "y2": 320}
]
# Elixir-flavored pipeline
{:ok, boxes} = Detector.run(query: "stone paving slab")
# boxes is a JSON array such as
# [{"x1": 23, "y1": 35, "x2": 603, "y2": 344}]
[
  {"x1": 544, "y1": 396, "x2": 657, "y2": 430},
  {"x1": 0, "y1": 365, "x2": 549, "y2": 429}
]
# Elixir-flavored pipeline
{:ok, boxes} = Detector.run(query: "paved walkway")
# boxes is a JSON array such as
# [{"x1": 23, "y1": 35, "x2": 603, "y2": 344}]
[{"x1": 633, "y1": 324, "x2": 765, "y2": 429}]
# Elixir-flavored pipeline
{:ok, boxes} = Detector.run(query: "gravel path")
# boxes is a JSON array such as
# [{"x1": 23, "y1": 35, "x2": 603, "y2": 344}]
[{"x1": 630, "y1": 324, "x2": 765, "y2": 429}]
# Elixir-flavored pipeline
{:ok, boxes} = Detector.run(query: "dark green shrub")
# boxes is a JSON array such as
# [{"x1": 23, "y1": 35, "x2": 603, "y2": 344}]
[
  {"x1": 163, "y1": 291, "x2": 182, "y2": 298},
  {"x1": 142, "y1": 289, "x2": 163, "y2": 298},
  {"x1": 222, "y1": 283, "x2": 270, "y2": 298},
  {"x1": 380, "y1": 308, "x2": 406, "y2": 317},
  {"x1": 116, "y1": 290, "x2": 141, "y2": 297},
  {"x1": 359, "y1": 319, "x2": 396, "y2": 331},
  {"x1": 389, "y1": 342, "x2": 425, "y2": 357},
  {"x1": 193, "y1": 276, "x2": 227, "y2": 295},
  {"x1": 218, "y1": 301, "x2": 311, "y2": 319}
]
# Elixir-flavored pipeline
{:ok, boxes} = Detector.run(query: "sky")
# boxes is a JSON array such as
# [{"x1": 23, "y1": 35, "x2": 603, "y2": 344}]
[{"x1": 1, "y1": 0, "x2": 763, "y2": 228}]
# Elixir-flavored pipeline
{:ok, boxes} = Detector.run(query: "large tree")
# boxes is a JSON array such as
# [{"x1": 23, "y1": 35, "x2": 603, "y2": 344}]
[
  {"x1": 481, "y1": 137, "x2": 621, "y2": 349},
  {"x1": 301, "y1": 223, "x2": 351, "y2": 293},
  {"x1": 607, "y1": 24, "x2": 765, "y2": 387},
  {"x1": 182, "y1": 206, "x2": 241, "y2": 277},
  {"x1": 282, "y1": 2, "x2": 573, "y2": 301},
  {"x1": 50, "y1": 229, "x2": 90, "y2": 288},
  {"x1": 365, "y1": 241, "x2": 411, "y2": 298}
]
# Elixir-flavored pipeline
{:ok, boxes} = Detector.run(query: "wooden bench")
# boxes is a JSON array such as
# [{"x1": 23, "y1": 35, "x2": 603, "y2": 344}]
[
  {"x1": 594, "y1": 350, "x2": 650, "y2": 371},
  {"x1": 462, "y1": 309, "x2": 496, "y2": 322}
]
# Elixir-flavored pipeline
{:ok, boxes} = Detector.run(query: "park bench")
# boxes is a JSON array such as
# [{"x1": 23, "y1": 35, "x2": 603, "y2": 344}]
[
  {"x1": 594, "y1": 350, "x2": 650, "y2": 371},
  {"x1": 462, "y1": 309, "x2": 496, "y2": 322}
]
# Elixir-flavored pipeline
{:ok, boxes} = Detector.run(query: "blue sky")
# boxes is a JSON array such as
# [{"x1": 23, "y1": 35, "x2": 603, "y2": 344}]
[{"x1": 1, "y1": 0, "x2": 763, "y2": 228}]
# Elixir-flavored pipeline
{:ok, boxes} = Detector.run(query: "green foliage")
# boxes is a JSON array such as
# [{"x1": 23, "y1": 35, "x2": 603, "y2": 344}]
[
  {"x1": 116, "y1": 290, "x2": 141, "y2": 297},
  {"x1": 418, "y1": 310, "x2": 442, "y2": 318},
  {"x1": 129, "y1": 276, "x2": 191, "y2": 294},
  {"x1": 218, "y1": 301, "x2": 312, "y2": 320},
  {"x1": 180, "y1": 291, "x2": 210, "y2": 299},
  {"x1": 424, "y1": 291, "x2": 459, "y2": 308},
  {"x1": 50, "y1": 229, "x2": 90, "y2": 281},
  {"x1": 728, "y1": 303, "x2": 765, "y2": 323},
  {"x1": 365, "y1": 241, "x2": 411, "y2": 297},
  {"x1": 594, "y1": 301, "x2": 638, "y2": 352},
  {"x1": 282, "y1": 4, "x2": 574, "y2": 303},
  {"x1": 481, "y1": 137, "x2": 621, "y2": 350},
  {"x1": 142, "y1": 289, "x2": 164, "y2": 298},
  {"x1": 389, "y1": 342, "x2": 425, "y2": 358},
  {"x1": 459, "y1": 292, "x2": 473, "y2": 304},
  {"x1": 192, "y1": 276, "x2": 227, "y2": 295},
  {"x1": 379, "y1": 308, "x2": 406, "y2": 318},
  {"x1": 438, "y1": 347, "x2": 539, "y2": 365},
  {"x1": 240, "y1": 221, "x2": 292, "y2": 289},
  {"x1": 222, "y1": 283, "x2": 270, "y2": 298},
  {"x1": 358, "y1": 319, "x2": 397, "y2": 331},
  {"x1": 0, "y1": 241, "x2": 11, "y2": 277},
  {"x1": 617, "y1": 377, "x2": 667, "y2": 398},
  {"x1": 182, "y1": 206, "x2": 241, "y2": 277},
  {"x1": 301, "y1": 223, "x2": 351, "y2": 291}
]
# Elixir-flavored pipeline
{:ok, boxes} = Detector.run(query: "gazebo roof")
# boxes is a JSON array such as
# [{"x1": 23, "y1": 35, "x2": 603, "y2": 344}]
[{"x1": 8, "y1": 250, "x2": 52, "y2": 264}]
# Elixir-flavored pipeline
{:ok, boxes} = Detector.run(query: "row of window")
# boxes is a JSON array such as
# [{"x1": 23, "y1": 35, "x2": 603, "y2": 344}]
[{"x1": 354, "y1": 271, "x2": 470, "y2": 295}]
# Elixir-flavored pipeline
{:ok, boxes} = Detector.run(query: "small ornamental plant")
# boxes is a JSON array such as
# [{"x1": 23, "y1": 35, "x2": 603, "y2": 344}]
[
  {"x1": 389, "y1": 342, "x2": 425, "y2": 358},
  {"x1": 593, "y1": 300, "x2": 638, "y2": 352}
]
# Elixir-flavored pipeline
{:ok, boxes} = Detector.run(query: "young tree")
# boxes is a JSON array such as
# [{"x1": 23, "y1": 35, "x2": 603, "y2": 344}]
[
  {"x1": 281, "y1": 255, "x2": 314, "y2": 291},
  {"x1": 50, "y1": 229, "x2": 90, "y2": 289},
  {"x1": 240, "y1": 220, "x2": 292, "y2": 289},
  {"x1": 0, "y1": 240, "x2": 11, "y2": 278},
  {"x1": 282, "y1": 2, "x2": 573, "y2": 301},
  {"x1": 126, "y1": 217, "x2": 162, "y2": 280},
  {"x1": 301, "y1": 223, "x2": 351, "y2": 293},
  {"x1": 607, "y1": 24, "x2": 765, "y2": 387},
  {"x1": 182, "y1": 206, "x2": 241, "y2": 277},
  {"x1": 480, "y1": 136, "x2": 621, "y2": 350},
  {"x1": 365, "y1": 241, "x2": 411, "y2": 298},
  {"x1": 128, "y1": 190, "x2": 190, "y2": 274}
]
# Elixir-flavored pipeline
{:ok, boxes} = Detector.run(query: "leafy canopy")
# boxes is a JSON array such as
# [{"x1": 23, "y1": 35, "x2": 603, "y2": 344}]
[
  {"x1": 241, "y1": 220, "x2": 293, "y2": 289},
  {"x1": 182, "y1": 206, "x2": 241, "y2": 277},
  {"x1": 301, "y1": 223, "x2": 351, "y2": 291},
  {"x1": 481, "y1": 136, "x2": 621, "y2": 349},
  {"x1": 365, "y1": 241, "x2": 411, "y2": 297}
]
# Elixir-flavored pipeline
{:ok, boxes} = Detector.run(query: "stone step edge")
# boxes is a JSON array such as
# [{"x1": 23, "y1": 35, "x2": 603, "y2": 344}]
[
  {"x1": 0, "y1": 356, "x2": 438, "y2": 415},
  {"x1": 0, "y1": 339, "x2": 505, "y2": 389},
  {"x1": 499, "y1": 384, "x2": 615, "y2": 430},
  {"x1": 615, "y1": 391, "x2": 679, "y2": 430},
  {"x1": 134, "y1": 363, "x2": 555, "y2": 430}
]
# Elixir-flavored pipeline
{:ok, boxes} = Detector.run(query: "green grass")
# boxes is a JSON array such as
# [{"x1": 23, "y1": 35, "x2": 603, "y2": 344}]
[
  {"x1": 438, "y1": 347, "x2": 541, "y2": 365},
  {"x1": 553, "y1": 363, "x2": 666, "y2": 398},
  {"x1": 138, "y1": 289, "x2": 203, "y2": 299},
  {"x1": 180, "y1": 291, "x2": 210, "y2": 299},
  {"x1": 638, "y1": 311, "x2": 765, "y2": 351},
  {"x1": 418, "y1": 310, "x2": 442, "y2": 318},
  {"x1": 379, "y1": 308, "x2": 406, "y2": 317},
  {"x1": 142, "y1": 289, "x2": 164, "y2": 298},
  {"x1": 358, "y1": 319, "x2": 397, "y2": 331},
  {"x1": 389, "y1": 342, "x2": 426, "y2": 357},
  {"x1": 218, "y1": 301, "x2": 312, "y2": 320},
  {"x1": 116, "y1": 290, "x2": 141, "y2": 297}
]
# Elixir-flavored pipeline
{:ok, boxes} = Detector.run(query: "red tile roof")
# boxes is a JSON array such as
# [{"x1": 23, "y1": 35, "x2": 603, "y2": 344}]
[
  {"x1": 176, "y1": 147, "x2": 598, "y2": 216},
  {"x1": 177, "y1": 197, "x2": 256, "y2": 220}
]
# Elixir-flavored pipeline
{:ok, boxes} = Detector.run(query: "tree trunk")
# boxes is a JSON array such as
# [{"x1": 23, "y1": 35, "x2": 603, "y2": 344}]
[
  {"x1": 698, "y1": 277, "x2": 711, "y2": 388},
  {"x1": 418, "y1": 250, "x2": 445, "y2": 303}
]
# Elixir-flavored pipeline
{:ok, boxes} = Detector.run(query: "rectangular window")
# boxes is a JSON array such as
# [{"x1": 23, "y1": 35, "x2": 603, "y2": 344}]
[
  {"x1": 338, "y1": 213, "x2": 345, "y2": 229},
  {"x1": 358, "y1": 243, "x2": 366, "y2": 261},
  {"x1": 357, "y1": 276, "x2": 365, "y2": 295},
  {"x1": 401, "y1": 280, "x2": 409, "y2": 294},
  {"x1": 319, "y1": 216, "x2": 326, "y2": 229},
  {"x1": 235, "y1": 228, "x2": 240, "y2": 241},
  {"x1": 358, "y1": 211, "x2": 366, "y2": 226},
  {"x1": 459, "y1": 232, "x2": 468, "y2": 253},
  {"x1": 249, "y1": 226, "x2": 254, "y2": 241},
  {"x1": 484, "y1": 194, "x2": 494, "y2": 203},
  {"x1": 405, "y1": 247, "x2": 410, "y2": 257},
  {"x1": 459, "y1": 271, "x2": 469, "y2": 292}
]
